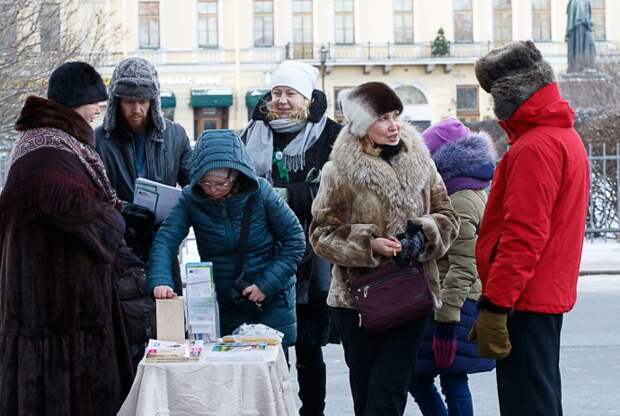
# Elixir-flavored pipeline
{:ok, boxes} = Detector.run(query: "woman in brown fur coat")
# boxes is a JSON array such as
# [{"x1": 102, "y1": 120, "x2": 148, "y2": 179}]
[
  {"x1": 310, "y1": 82, "x2": 459, "y2": 416},
  {"x1": 0, "y1": 62, "x2": 133, "y2": 415}
]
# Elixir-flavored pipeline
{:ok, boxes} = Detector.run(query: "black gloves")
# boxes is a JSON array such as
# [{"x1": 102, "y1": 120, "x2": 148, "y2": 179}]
[
  {"x1": 394, "y1": 220, "x2": 426, "y2": 267},
  {"x1": 122, "y1": 203, "x2": 156, "y2": 262}
]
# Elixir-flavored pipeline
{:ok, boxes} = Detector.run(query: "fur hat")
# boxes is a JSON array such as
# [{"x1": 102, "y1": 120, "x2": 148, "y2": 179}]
[
  {"x1": 47, "y1": 61, "x2": 108, "y2": 109},
  {"x1": 339, "y1": 82, "x2": 403, "y2": 138},
  {"x1": 270, "y1": 60, "x2": 319, "y2": 99},
  {"x1": 103, "y1": 57, "x2": 165, "y2": 132},
  {"x1": 475, "y1": 40, "x2": 555, "y2": 121}
]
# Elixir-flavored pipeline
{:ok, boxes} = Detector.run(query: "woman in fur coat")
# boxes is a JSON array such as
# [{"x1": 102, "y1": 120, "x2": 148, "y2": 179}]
[
  {"x1": 0, "y1": 62, "x2": 133, "y2": 415},
  {"x1": 409, "y1": 118, "x2": 496, "y2": 416},
  {"x1": 242, "y1": 60, "x2": 341, "y2": 416},
  {"x1": 310, "y1": 82, "x2": 459, "y2": 416}
]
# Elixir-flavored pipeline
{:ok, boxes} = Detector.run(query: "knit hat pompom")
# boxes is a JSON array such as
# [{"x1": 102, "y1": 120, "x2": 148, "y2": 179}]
[
  {"x1": 339, "y1": 82, "x2": 403, "y2": 138},
  {"x1": 47, "y1": 61, "x2": 108, "y2": 109},
  {"x1": 421, "y1": 118, "x2": 471, "y2": 155},
  {"x1": 270, "y1": 60, "x2": 319, "y2": 99}
]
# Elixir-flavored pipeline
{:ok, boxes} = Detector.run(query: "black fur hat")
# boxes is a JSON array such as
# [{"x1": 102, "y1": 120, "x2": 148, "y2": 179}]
[
  {"x1": 475, "y1": 40, "x2": 555, "y2": 121},
  {"x1": 339, "y1": 82, "x2": 404, "y2": 137},
  {"x1": 47, "y1": 61, "x2": 108, "y2": 109}
]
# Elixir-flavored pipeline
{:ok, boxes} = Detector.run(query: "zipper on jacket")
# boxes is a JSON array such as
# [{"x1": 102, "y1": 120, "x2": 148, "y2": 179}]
[{"x1": 360, "y1": 271, "x2": 415, "y2": 297}]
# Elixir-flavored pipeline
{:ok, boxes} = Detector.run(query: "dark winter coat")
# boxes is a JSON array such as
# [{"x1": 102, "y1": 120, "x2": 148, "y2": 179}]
[
  {"x1": 147, "y1": 130, "x2": 305, "y2": 346},
  {"x1": 414, "y1": 132, "x2": 496, "y2": 376},
  {"x1": 0, "y1": 99, "x2": 133, "y2": 415},
  {"x1": 95, "y1": 118, "x2": 192, "y2": 203},
  {"x1": 242, "y1": 89, "x2": 341, "y2": 345},
  {"x1": 476, "y1": 82, "x2": 590, "y2": 313}
]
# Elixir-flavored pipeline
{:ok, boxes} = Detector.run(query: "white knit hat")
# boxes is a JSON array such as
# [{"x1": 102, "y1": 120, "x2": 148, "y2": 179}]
[{"x1": 270, "y1": 60, "x2": 319, "y2": 99}]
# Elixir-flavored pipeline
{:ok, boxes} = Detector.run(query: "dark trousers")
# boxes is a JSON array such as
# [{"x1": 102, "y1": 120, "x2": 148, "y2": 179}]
[
  {"x1": 410, "y1": 373, "x2": 473, "y2": 416},
  {"x1": 333, "y1": 307, "x2": 428, "y2": 416},
  {"x1": 496, "y1": 312, "x2": 564, "y2": 416},
  {"x1": 295, "y1": 344, "x2": 326, "y2": 416}
]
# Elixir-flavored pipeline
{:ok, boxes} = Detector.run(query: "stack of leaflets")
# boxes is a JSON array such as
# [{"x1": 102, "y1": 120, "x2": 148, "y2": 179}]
[
  {"x1": 185, "y1": 262, "x2": 220, "y2": 343},
  {"x1": 145, "y1": 339, "x2": 204, "y2": 363},
  {"x1": 133, "y1": 177, "x2": 182, "y2": 224},
  {"x1": 205, "y1": 341, "x2": 269, "y2": 362}
]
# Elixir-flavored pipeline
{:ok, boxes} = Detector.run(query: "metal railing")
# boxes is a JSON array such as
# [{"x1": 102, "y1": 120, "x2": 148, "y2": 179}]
[
  {"x1": 586, "y1": 143, "x2": 620, "y2": 240},
  {"x1": 97, "y1": 41, "x2": 620, "y2": 67}
]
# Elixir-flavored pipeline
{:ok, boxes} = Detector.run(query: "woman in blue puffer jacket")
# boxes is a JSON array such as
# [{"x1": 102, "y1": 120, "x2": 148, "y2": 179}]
[{"x1": 146, "y1": 129, "x2": 305, "y2": 346}]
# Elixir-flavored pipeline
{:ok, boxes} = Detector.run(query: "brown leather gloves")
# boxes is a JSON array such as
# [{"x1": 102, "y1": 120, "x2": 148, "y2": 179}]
[{"x1": 468, "y1": 297, "x2": 512, "y2": 359}]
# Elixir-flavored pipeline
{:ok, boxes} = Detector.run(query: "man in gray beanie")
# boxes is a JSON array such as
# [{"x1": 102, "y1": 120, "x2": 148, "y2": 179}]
[
  {"x1": 470, "y1": 41, "x2": 589, "y2": 416},
  {"x1": 95, "y1": 57, "x2": 192, "y2": 368}
]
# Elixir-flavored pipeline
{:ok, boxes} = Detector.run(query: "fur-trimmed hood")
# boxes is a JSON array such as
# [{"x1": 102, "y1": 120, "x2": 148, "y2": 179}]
[
  {"x1": 431, "y1": 131, "x2": 497, "y2": 182},
  {"x1": 15, "y1": 96, "x2": 94, "y2": 147},
  {"x1": 329, "y1": 123, "x2": 434, "y2": 231}
]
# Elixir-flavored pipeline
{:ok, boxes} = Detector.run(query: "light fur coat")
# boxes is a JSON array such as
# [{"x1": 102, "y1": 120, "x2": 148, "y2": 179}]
[{"x1": 310, "y1": 123, "x2": 459, "y2": 309}]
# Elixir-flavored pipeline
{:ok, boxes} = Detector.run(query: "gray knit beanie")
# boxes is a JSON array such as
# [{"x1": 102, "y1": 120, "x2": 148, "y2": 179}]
[{"x1": 103, "y1": 57, "x2": 165, "y2": 132}]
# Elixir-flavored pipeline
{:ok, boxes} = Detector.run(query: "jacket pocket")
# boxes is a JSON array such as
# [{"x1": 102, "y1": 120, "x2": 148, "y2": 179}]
[{"x1": 489, "y1": 235, "x2": 501, "y2": 264}]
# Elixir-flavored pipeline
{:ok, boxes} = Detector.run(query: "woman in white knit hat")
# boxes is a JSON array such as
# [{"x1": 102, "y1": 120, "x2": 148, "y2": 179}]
[{"x1": 242, "y1": 60, "x2": 342, "y2": 416}]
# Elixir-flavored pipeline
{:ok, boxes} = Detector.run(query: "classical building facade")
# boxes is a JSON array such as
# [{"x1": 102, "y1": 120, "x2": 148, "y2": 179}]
[{"x1": 84, "y1": 0, "x2": 619, "y2": 139}]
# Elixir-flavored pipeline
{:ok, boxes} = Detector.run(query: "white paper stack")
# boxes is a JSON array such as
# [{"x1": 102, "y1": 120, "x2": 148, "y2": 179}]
[{"x1": 185, "y1": 262, "x2": 220, "y2": 343}]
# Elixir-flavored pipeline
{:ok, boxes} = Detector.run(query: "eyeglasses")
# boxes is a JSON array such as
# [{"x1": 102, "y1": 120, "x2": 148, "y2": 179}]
[{"x1": 199, "y1": 179, "x2": 234, "y2": 190}]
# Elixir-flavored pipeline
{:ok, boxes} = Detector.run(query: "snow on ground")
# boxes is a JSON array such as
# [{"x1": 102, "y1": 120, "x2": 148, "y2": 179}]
[{"x1": 178, "y1": 234, "x2": 620, "y2": 275}]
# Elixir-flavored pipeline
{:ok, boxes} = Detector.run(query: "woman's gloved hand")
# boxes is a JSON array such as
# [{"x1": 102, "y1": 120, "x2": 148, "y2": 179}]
[
  {"x1": 432, "y1": 322, "x2": 458, "y2": 369},
  {"x1": 394, "y1": 220, "x2": 426, "y2": 267}
]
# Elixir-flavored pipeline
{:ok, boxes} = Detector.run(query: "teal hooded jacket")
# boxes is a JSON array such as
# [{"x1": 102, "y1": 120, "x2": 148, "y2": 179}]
[{"x1": 146, "y1": 129, "x2": 305, "y2": 345}]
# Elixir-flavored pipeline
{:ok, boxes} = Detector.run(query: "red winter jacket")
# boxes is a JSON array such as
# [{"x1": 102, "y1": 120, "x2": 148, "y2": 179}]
[{"x1": 475, "y1": 83, "x2": 589, "y2": 314}]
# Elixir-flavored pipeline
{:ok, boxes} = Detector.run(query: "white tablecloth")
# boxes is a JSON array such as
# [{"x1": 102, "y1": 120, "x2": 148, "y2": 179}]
[{"x1": 118, "y1": 345, "x2": 296, "y2": 416}]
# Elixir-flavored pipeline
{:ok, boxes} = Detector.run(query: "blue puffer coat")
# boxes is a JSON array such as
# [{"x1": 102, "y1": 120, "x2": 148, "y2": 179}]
[
  {"x1": 414, "y1": 299, "x2": 495, "y2": 375},
  {"x1": 146, "y1": 129, "x2": 305, "y2": 346}
]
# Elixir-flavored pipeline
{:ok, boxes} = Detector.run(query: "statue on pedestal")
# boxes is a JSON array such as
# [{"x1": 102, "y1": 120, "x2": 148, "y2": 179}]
[{"x1": 566, "y1": 0, "x2": 596, "y2": 73}]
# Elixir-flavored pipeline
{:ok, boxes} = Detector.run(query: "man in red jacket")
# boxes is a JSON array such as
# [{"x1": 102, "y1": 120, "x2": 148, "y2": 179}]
[{"x1": 470, "y1": 41, "x2": 589, "y2": 416}]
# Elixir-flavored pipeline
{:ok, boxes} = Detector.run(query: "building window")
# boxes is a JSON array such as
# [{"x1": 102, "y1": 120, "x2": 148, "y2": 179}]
[
  {"x1": 334, "y1": 86, "x2": 353, "y2": 123},
  {"x1": 532, "y1": 0, "x2": 551, "y2": 42},
  {"x1": 254, "y1": 0, "x2": 273, "y2": 47},
  {"x1": 394, "y1": 0, "x2": 414, "y2": 44},
  {"x1": 493, "y1": 0, "x2": 512, "y2": 47},
  {"x1": 454, "y1": 0, "x2": 473, "y2": 43},
  {"x1": 197, "y1": 0, "x2": 218, "y2": 48},
  {"x1": 292, "y1": 0, "x2": 313, "y2": 59},
  {"x1": 456, "y1": 85, "x2": 479, "y2": 121},
  {"x1": 395, "y1": 85, "x2": 427, "y2": 105},
  {"x1": 40, "y1": 1, "x2": 61, "y2": 51},
  {"x1": 334, "y1": 0, "x2": 354, "y2": 45},
  {"x1": 139, "y1": 1, "x2": 160, "y2": 48},
  {"x1": 592, "y1": 0, "x2": 605, "y2": 41}
]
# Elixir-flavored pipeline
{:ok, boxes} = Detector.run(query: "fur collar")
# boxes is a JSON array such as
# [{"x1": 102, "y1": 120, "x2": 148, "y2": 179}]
[
  {"x1": 15, "y1": 96, "x2": 95, "y2": 147},
  {"x1": 329, "y1": 123, "x2": 434, "y2": 226},
  {"x1": 431, "y1": 131, "x2": 497, "y2": 181}
]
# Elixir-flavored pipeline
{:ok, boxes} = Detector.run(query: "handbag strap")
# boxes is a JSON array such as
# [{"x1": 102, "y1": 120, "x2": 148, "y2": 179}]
[{"x1": 232, "y1": 193, "x2": 256, "y2": 279}]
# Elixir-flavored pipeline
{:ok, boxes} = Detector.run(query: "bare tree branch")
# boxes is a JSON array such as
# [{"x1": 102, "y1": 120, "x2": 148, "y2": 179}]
[{"x1": 0, "y1": 0, "x2": 118, "y2": 152}]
